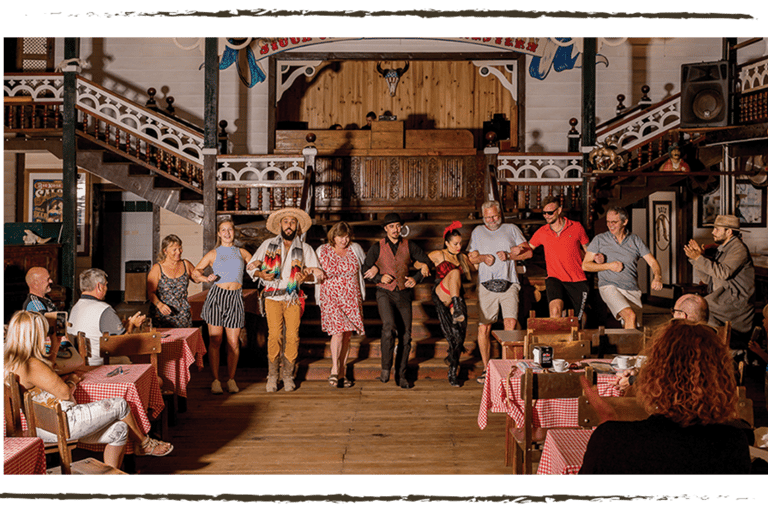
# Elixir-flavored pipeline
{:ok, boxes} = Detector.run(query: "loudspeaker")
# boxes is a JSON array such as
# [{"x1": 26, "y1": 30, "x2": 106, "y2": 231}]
[{"x1": 680, "y1": 60, "x2": 730, "y2": 128}]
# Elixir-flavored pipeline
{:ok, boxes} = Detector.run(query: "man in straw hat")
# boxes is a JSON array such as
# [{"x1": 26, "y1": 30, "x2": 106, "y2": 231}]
[
  {"x1": 247, "y1": 208, "x2": 324, "y2": 392},
  {"x1": 362, "y1": 213, "x2": 431, "y2": 388},
  {"x1": 684, "y1": 214, "x2": 755, "y2": 345}
]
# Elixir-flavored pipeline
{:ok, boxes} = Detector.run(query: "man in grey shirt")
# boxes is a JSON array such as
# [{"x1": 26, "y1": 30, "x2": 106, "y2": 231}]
[
  {"x1": 582, "y1": 207, "x2": 662, "y2": 329},
  {"x1": 468, "y1": 200, "x2": 528, "y2": 384}
]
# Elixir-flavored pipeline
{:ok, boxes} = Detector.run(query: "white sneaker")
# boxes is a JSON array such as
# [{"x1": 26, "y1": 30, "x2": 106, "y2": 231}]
[
  {"x1": 211, "y1": 379, "x2": 223, "y2": 394},
  {"x1": 227, "y1": 379, "x2": 239, "y2": 393}
]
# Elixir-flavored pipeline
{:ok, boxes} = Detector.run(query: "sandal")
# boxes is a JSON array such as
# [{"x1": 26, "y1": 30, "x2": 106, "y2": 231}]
[
  {"x1": 136, "y1": 437, "x2": 174, "y2": 457},
  {"x1": 341, "y1": 377, "x2": 354, "y2": 388},
  {"x1": 476, "y1": 370, "x2": 487, "y2": 385},
  {"x1": 328, "y1": 374, "x2": 339, "y2": 387}
]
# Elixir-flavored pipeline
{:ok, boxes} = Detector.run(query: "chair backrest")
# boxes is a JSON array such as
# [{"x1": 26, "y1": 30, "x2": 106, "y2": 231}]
[
  {"x1": 99, "y1": 331, "x2": 161, "y2": 364},
  {"x1": 527, "y1": 310, "x2": 579, "y2": 333},
  {"x1": 524, "y1": 331, "x2": 590, "y2": 360},
  {"x1": 737, "y1": 386, "x2": 754, "y2": 427},
  {"x1": 65, "y1": 330, "x2": 89, "y2": 363},
  {"x1": 4, "y1": 373, "x2": 24, "y2": 436},
  {"x1": 23, "y1": 392, "x2": 75, "y2": 474},
  {"x1": 717, "y1": 321, "x2": 731, "y2": 348},
  {"x1": 593, "y1": 327, "x2": 649, "y2": 357},
  {"x1": 577, "y1": 395, "x2": 650, "y2": 427}
]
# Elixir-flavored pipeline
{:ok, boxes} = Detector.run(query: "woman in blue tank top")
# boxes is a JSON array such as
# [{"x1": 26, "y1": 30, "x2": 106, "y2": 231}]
[{"x1": 192, "y1": 219, "x2": 253, "y2": 395}]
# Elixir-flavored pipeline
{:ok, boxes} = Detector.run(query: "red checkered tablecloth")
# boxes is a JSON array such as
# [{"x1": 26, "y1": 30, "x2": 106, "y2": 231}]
[
  {"x1": 73, "y1": 364, "x2": 164, "y2": 454},
  {"x1": 537, "y1": 428, "x2": 595, "y2": 475},
  {"x1": 478, "y1": 359, "x2": 622, "y2": 430},
  {"x1": 154, "y1": 327, "x2": 207, "y2": 397},
  {"x1": 4, "y1": 437, "x2": 46, "y2": 475}
]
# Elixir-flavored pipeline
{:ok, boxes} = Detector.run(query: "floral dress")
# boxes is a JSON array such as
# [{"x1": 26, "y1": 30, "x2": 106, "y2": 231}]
[
  {"x1": 150, "y1": 264, "x2": 192, "y2": 328},
  {"x1": 317, "y1": 244, "x2": 365, "y2": 336}
]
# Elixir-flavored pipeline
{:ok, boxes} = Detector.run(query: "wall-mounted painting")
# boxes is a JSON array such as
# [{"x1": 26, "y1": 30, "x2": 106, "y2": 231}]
[
  {"x1": 25, "y1": 171, "x2": 89, "y2": 255},
  {"x1": 735, "y1": 179, "x2": 767, "y2": 228}
]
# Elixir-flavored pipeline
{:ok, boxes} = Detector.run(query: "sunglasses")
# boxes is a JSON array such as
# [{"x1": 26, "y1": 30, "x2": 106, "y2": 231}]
[{"x1": 542, "y1": 210, "x2": 558, "y2": 216}]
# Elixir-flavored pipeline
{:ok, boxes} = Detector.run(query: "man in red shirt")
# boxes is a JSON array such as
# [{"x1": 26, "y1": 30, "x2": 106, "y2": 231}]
[{"x1": 514, "y1": 196, "x2": 590, "y2": 320}]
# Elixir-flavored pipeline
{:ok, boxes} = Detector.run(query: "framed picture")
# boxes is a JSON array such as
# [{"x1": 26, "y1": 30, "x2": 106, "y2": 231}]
[
  {"x1": 698, "y1": 187, "x2": 722, "y2": 227},
  {"x1": 735, "y1": 179, "x2": 767, "y2": 228},
  {"x1": 25, "y1": 170, "x2": 90, "y2": 255}
]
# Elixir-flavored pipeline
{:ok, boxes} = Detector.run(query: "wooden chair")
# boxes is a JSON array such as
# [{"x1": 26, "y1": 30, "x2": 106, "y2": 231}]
[
  {"x1": 99, "y1": 331, "x2": 173, "y2": 439},
  {"x1": 737, "y1": 386, "x2": 754, "y2": 427},
  {"x1": 65, "y1": 330, "x2": 88, "y2": 362},
  {"x1": 527, "y1": 310, "x2": 579, "y2": 333},
  {"x1": 23, "y1": 392, "x2": 125, "y2": 474},
  {"x1": 523, "y1": 330, "x2": 590, "y2": 361},
  {"x1": 593, "y1": 327, "x2": 649, "y2": 358},
  {"x1": 507, "y1": 367, "x2": 595, "y2": 474},
  {"x1": 717, "y1": 321, "x2": 732, "y2": 348},
  {"x1": 4, "y1": 372, "x2": 24, "y2": 436},
  {"x1": 577, "y1": 395, "x2": 650, "y2": 428}
]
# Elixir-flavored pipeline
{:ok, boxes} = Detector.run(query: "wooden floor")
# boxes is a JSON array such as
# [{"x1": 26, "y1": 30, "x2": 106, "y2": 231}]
[{"x1": 134, "y1": 370, "x2": 509, "y2": 475}]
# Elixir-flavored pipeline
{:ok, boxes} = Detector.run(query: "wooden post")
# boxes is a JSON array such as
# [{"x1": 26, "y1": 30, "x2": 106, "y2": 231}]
[
  {"x1": 581, "y1": 38, "x2": 597, "y2": 230},
  {"x1": 61, "y1": 38, "x2": 79, "y2": 306},
  {"x1": 202, "y1": 38, "x2": 219, "y2": 262}
]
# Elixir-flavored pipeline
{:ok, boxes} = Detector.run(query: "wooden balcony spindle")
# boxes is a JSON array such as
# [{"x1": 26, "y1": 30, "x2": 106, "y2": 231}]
[
  {"x1": 616, "y1": 94, "x2": 626, "y2": 116},
  {"x1": 268, "y1": 188, "x2": 275, "y2": 212},
  {"x1": 234, "y1": 189, "x2": 240, "y2": 211},
  {"x1": 42, "y1": 105, "x2": 49, "y2": 129}
]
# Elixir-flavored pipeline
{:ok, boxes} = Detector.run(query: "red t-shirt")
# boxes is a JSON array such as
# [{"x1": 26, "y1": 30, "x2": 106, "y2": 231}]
[{"x1": 529, "y1": 218, "x2": 589, "y2": 282}]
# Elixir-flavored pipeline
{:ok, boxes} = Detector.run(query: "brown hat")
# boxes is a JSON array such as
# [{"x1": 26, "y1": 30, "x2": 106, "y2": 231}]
[
  {"x1": 266, "y1": 208, "x2": 312, "y2": 235},
  {"x1": 713, "y1": 214, "x2": 742, "y2": 231}
]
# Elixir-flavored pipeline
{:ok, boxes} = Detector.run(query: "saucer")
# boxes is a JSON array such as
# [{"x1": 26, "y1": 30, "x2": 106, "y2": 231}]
[{"x1": 551, "y1": 367, "x2": 569, "y2": 373}]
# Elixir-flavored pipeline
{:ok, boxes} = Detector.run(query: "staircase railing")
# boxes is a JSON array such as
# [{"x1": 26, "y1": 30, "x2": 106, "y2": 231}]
[{"x1": 4, "y1": 73, "x2": 205, "y2": 193}]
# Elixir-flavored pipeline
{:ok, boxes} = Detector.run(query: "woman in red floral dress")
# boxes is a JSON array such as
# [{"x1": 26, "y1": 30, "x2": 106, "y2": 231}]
[{"x1": 316, "y1": 221, "x2": 367, "y2": 388}]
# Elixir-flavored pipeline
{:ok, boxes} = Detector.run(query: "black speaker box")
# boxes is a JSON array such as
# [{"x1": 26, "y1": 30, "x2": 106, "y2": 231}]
[{"x1": 680, "y1": 60, "x2": 730, "y2": 128}]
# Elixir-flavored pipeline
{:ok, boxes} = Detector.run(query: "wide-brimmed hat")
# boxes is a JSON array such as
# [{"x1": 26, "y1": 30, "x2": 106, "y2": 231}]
[
  {"x1": 713, "y1": 214, "x2": 742, "y2": 231},
  {"x1": 266, "y1": 208, "x2": 312, "y2": 235},
  {"x1": 382, "y1": 213, "x2": 402, "y2": 227}
]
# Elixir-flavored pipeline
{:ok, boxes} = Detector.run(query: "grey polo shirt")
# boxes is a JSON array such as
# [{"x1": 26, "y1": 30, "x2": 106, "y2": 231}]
[{"x1": 587, "y1": 231, "x2": 650, "y2": 291}]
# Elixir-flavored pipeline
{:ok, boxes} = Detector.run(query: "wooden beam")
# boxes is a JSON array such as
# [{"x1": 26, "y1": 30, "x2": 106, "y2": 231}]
[
  {"x1": 203, "y1": 38, "x2": 219, "y2": 257},
  {"x1": 61, "y1": 38, "x2": 79, "y2": 307}
]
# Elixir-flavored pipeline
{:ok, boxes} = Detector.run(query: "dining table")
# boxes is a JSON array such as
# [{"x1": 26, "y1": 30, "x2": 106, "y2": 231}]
[
  {"x1": 478, "y1": 358, "x2": 623, "y2": 430},
  {"x1": 3, "y1": 436, "x2": 46, "y2": 475},
  {"x1": 154, "y1": 327, "x2": 206, "y2": 398},
  {"x1": 73, "y1": 363, "x2": 164, "y2": 454},
  {"x1": 536, "y1": 428, "x2": 595, "y2": 475}
]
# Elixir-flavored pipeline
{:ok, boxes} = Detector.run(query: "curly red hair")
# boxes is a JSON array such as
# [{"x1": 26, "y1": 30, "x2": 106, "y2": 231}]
[{"x1": 636, "y1": 320, "x2": 739, "y2": 427}]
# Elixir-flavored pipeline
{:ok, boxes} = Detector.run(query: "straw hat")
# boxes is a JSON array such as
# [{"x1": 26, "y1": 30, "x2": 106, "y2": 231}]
[
  {"x1": 266, "y1": 208, "x2": 312, "y2": 235},
  {"x1": 713, "y1": 214, "x2": 742, "y2": 231}
]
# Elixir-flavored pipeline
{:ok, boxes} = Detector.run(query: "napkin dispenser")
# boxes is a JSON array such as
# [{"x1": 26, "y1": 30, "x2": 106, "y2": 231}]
[{"x1": 532, "y1": 345, "x2": 553, "y2": 368}]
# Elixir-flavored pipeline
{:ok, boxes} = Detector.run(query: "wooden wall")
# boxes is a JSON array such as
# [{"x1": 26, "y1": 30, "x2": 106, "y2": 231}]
[{"x1": 277, "y1": 60, "x2": 518, "y2": 148}]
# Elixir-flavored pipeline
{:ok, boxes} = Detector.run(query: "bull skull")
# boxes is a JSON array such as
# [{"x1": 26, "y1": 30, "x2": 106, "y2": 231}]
[{"x1": 376, "y1": 61, "x2": 410, "y2": 96}]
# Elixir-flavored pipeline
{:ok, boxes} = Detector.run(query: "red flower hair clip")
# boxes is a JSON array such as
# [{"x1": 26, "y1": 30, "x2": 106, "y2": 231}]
[{"x1": 444, "y1": 221, "x2": 462, "y2": 237}]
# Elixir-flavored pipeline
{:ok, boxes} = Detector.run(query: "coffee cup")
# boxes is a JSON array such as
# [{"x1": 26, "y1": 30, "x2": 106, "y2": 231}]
[
  {"x1": 615, "y1": 355, "x2": 632, "y2": 369},
  {"x1": 552, "y1": 359, "x2": 568, "y2": 372}
]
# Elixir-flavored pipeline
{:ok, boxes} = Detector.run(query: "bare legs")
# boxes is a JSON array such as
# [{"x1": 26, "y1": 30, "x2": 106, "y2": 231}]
[
  {"x1": 435, "y1": 268, "x2": 462, "y2": 305},
  {"x1": 208, "y1": 325, "x2": 241, "y2": 382},
  {"x1": 618, "y1": 307, "x2": 637, "y2": 330},
  {"x1": 104, "y1": 408, "x2": 171, "y2": 468},
  {"x1": 477, "y1": 317, "x2": 518, "y2": 371},
  {"x1": 330, "y1": 331, "x2": 352, "y2": 379}
]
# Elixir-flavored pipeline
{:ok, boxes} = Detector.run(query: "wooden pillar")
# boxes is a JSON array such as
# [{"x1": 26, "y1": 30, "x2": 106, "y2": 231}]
[
  {"x1": 581, "y1": 38, "x2": 597, "y2": 231},
  {"x1": 61, "y1": 38, "x2": 79, "y2": 306},
  {"x1": 202, "y1": 38, "x2": 219, "y2": 259}
]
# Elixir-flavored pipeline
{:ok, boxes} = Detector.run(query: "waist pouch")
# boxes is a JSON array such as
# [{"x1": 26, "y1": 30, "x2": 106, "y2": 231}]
[{"x1": 482, "y1": 279, "x2": 513, "y2": 293}]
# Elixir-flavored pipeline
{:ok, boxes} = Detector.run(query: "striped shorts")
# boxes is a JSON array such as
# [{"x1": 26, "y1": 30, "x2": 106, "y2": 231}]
[{"x1": 201, "y1": 285, "x2": 245, "y2": 329}]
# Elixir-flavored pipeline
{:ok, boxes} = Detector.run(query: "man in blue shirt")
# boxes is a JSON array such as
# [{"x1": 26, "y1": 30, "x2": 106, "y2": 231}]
[
  {"x1": 582, "y1": 207, "x2": 663, "y2": 329},
  {"x1": 22, "y1": 267, "x2": 56, "y2": 313}
]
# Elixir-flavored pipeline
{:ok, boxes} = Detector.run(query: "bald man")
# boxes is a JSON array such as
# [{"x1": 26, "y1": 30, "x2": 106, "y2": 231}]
[
  {"x1": 671, "y1": 293, "x2": 709, "y2": 323},
  {"x1": 23, "y1": 267, "x2": 56, "y2": 313}
]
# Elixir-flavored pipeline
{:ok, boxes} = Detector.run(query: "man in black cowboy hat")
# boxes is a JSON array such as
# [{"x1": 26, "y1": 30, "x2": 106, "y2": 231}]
[
  {"x1": 362, "y1": 213, "x2": 431, "y2": 388},
  {"x1": 684, "y1": 214, "x2": 755, "y2": 345}
]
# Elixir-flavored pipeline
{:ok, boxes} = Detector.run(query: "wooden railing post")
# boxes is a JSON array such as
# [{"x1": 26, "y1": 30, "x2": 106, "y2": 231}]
[
  {"x1": 567, "y1": 118, "x2": 580, "y2": 153},
  {"x1": 483, "y1": 132, "x2": 501, "y2": 210},
  {"x1": 202, "y1": 38, "x2": 219, "y2": 258}
]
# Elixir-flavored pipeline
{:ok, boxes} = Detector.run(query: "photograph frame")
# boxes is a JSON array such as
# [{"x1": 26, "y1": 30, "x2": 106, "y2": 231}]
[
  {"x1": 735, "y1": 178, "x2": 767, "y2": 228},
  {"x1": 24, "y1": 170, "x2": 90, "y2": 255},
  {"x1": 697, "y1": 186, "x2": 721, "y2": 227}
]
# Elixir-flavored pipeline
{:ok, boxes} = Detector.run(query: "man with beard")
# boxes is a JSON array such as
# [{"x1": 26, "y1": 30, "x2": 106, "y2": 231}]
[
  {"x1": 467, "y1": 201, "x2": 528, "y2": 384},
  {"x1": 515, "y1": 195, "x2": 590, "y2": 321},
  {"x1": 362, "y1": 213, "x2": 430, "y2": 388},
  {"x1": 683, "y1": 215, "x2": 755, "y2": 347},
  {"x1": 247, "y1": 208, "x2": 324, "y2": 392},
  {"x1": 23, "y1": 267, "x2": 57, "y2": 313},
  {"x1": 582, "y1": 207, "x2": 663, "y2": 330}
]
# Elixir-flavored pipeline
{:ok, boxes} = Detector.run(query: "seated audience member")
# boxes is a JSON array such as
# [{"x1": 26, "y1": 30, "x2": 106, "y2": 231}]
[
  {"x1": 362, "y1": 111, "x2": 376, "y2": 129},
  {"x1": 580, "y1": 321, "x2": 751, "y2": 474},
  {"x1": 671, "y1": 293, "x2": 709, "y2": 322},
  {"x1": 68, "y1": 268, "x2": 146, "y2": 366},
  {"x1": 4, "y1": 311, "x2": 172, "y2": 469},
  {"x1": 23, "y1": 267, "x2": 56, "y2": 313}
]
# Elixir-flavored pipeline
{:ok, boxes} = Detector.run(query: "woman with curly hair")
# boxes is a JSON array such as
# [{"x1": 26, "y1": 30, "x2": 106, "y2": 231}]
[
  {"x1": 580, "y1": 320, "x2": 751, "y2": 473},
  {"x1": 427, "y1": 221, "x2": 472, "y2": 387}
]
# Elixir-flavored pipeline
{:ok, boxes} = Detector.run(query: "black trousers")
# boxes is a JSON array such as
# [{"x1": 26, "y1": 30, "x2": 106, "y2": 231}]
[{"x1": 376, "y1": 287, "x2": 413, "y2": 377}]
